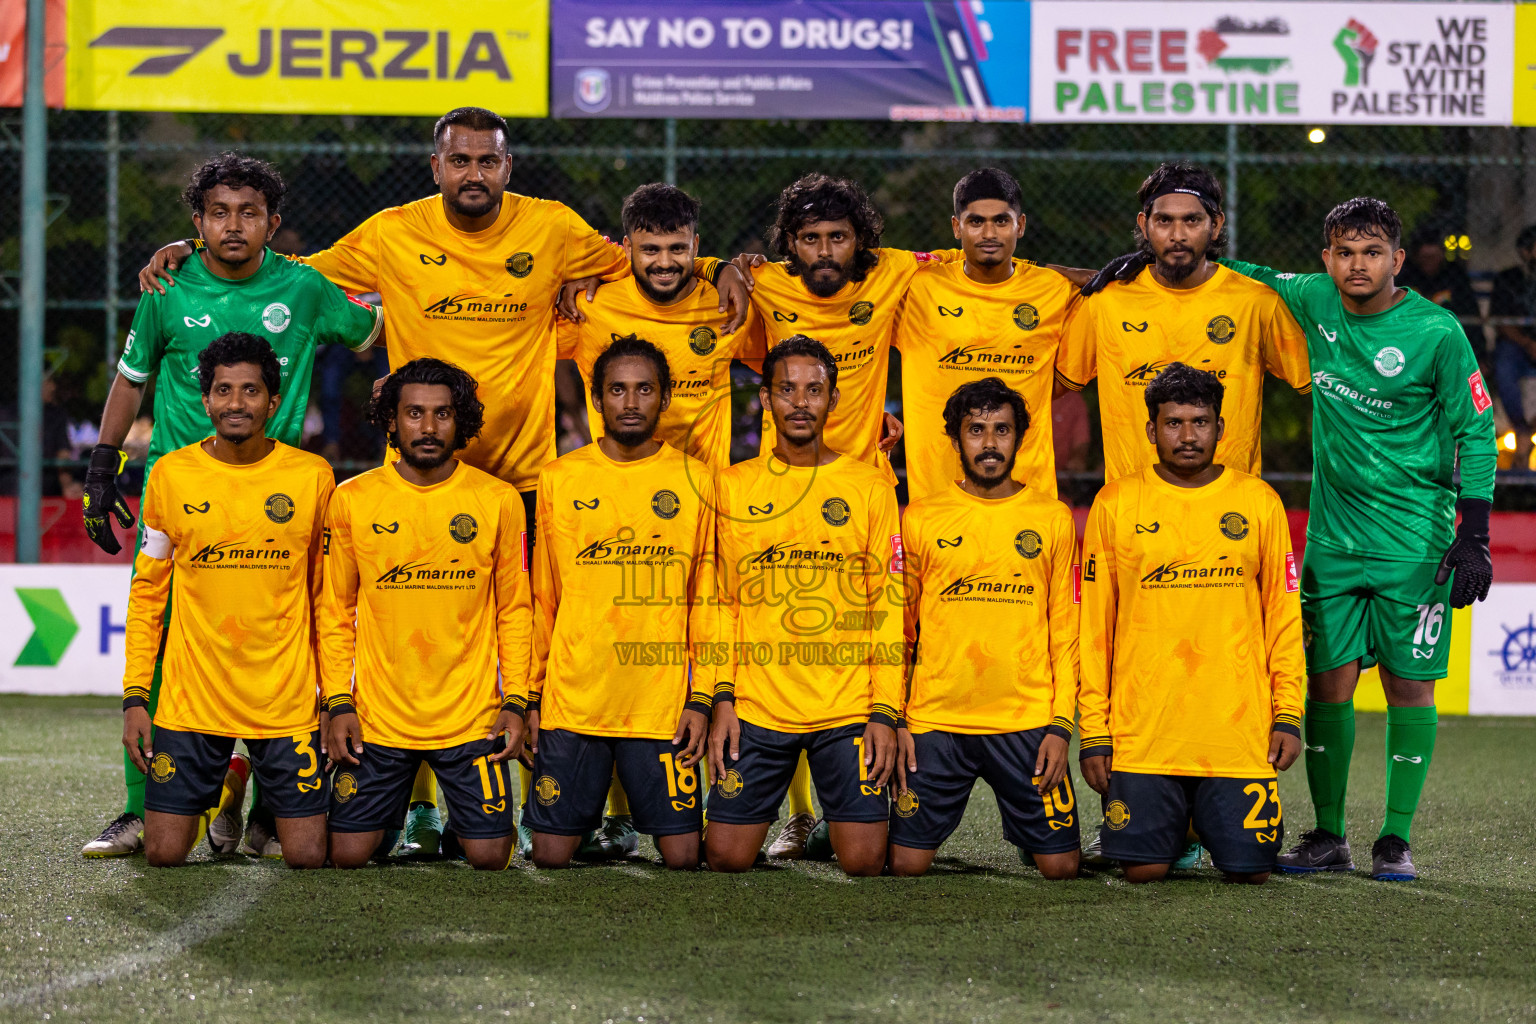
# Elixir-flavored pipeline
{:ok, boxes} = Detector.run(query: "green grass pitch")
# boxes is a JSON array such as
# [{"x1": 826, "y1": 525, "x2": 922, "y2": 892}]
[{"x1": 2, "y1": 696, "x2": 1535, "y2": 1024}]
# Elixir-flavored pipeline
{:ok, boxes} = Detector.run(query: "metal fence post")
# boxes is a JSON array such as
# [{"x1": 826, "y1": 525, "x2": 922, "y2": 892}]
[
  {"x1": 664, "y1": 117, "x2": 677, "y2": 185},
  {"x1": 104, "y1": 111, "x2": 120, "y2": 366},
  {"x1": 1225, "y1": 123, "x2": 1239, "y2": 260},
  {"x1": 16, "y1": 0, "x2": 47, "y2": 562}
]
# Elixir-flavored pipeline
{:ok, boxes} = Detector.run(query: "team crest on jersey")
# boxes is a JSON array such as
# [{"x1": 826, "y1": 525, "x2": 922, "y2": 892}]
[
  {"x1": 1206, "y1": 315, "x2": 1235, "y2": 345},
  {"x1": 264, "y1": 493, "x2": 295, "y2": 524},
  {"x1": 334, "y1": 773, "x2": 358, "y2": 803},
  {"x1": 718, "y1": 769, "x2": 744, "y2": 798},
  {"x1": 896, "y1": 789, "x2": 920, "y2": 818},
  {"x1": 848, "y1": 300, "x2": 874, "y2": 326},
  {"x1": 1012, "y1": 303, "x2": 1041, "y2": 331},
  {"x1": 821, "y1": 497, "x2": 851, "y2": 527},
  {"x1": 1374, "y1": 346, "x2": 1406, "y2": 377},
  {"x1": 1014, "y1": 529, "x2": 1043, "y2": 559},
  {"x1": 450, "y1": 513, "x2": 478, "y2": 544},
  {"x1": 261, "y1": 302, "x2": 292, "y2": 334},
  {"x1": 149, "y1": 753, "x2": 176, "y2": 784},
  {"x1": 535, "y1": 776, "x2": 561, "y2": 806},
  {"x1": 505, "y1": 252, "x2": 534, "y2": 278},
  {"x1": 1104, "y1": 799, "x2": 1131, "y2": 830},
  {"x1": 1220, "y1": 511, "x2": 1249, "y2": 541},
  {"x1": 688, "y1": 326, "x2": 718, "y2": 356},
  {"x1": 651, "y1": 489, "x2": 681, "y2": 520}
]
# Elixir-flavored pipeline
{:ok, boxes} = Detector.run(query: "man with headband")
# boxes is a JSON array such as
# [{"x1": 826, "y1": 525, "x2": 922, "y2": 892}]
[{"x1": 1058, "y1": 162, "x2": 1312, "y2": 485}]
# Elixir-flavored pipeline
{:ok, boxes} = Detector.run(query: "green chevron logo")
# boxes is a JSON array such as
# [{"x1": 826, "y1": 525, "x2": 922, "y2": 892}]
[{"x1": 14, "y1": 588, "x2": 78, "y2": 667}]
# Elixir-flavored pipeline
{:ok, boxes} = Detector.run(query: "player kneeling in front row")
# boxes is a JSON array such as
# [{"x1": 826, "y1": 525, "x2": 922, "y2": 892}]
[
  {"x1": 1078, "y1": 363, "x2": 1304, "y2": 883},
  {"x1": 890, "y1": 378, "x2": 1081, "y2": 878},
  {"x1": 707, "y1": 335, "x2": 903, "y2": 876},
  {"x1": 122, "y1": 333, "x2": 333, "y2": 868},
  {"x1": 320, "y1": 358, "x2": 531, "y2": 871},
  {"x1": 523, "y1": 336, "x2": 715, "y2": 869}
]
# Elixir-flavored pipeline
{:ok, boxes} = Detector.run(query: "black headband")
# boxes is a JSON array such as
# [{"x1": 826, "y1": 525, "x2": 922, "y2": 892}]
[{"x1": 1145, "y1": 184, "x2": 1219, "y2": 210}]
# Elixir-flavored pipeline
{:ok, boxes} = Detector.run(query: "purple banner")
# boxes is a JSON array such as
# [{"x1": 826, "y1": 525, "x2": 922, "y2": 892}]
[{"x1": 550, "y1": 0, "x2": 1028, "y2": 121}]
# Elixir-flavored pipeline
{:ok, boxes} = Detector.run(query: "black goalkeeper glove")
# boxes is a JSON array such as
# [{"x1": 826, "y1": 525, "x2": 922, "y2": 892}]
[
  {"x1": 1080, "y1": 250, "x2": 1154, "y2": 296},
  {"x1": 82, "y1": 443, "x2": 135, "y2": 555},
  {"x1": 1434, "y1": 497, "x2": 1492, "y2": 608}
]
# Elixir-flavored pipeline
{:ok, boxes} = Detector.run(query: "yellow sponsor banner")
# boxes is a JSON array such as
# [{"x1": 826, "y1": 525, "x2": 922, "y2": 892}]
[
  {"x1": 1517, "y1": 4, "x2": 1536, "y2": 126},
  {"x1": 64, "y1": 0, "x2": 548, "y2": 116}
]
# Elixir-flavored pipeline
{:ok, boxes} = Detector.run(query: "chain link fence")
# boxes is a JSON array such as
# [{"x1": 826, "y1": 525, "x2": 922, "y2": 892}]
[{"x1": 6, "y1": 112, "x2": 1536, "y2": 511}]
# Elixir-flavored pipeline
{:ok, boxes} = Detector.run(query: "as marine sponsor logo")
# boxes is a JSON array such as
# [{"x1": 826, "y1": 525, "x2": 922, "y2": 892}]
[
  {"x1": 936, "y1": 344, "x2": 1038, "y2": 372},
  {"x1": 421, "y1": 294, "x2": 531, "y2": 323},
  {"x1": 374, "y1": 559, "x2": 479, "y2": 590},
  {"x1": 1138, "y1": 557, "x2": 1246, "y2": 589},
  {"x1": 1312, "y1": 370, "x2": 1396, "y2": 420},
  {"x1": 186, "y1": 539, "x2": 293, "y2": 569},
  {"x1": 937, "y1": 573, "x2": 1036, "y2": 600}
]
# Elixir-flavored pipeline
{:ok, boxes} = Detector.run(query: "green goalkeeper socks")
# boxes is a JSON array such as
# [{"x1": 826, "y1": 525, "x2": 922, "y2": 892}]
[
  {"x1": 1303, "y1": 698, "x2": 1355, "y2": 836},
  {"x1": 1382, "y1": 705, "x2": 1437, "y2": 843}
]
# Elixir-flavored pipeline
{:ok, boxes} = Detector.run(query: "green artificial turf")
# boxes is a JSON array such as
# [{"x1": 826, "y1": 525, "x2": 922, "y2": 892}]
[{"x1": 1, "y1": 696, "x2": 1534, "y2": 1023}]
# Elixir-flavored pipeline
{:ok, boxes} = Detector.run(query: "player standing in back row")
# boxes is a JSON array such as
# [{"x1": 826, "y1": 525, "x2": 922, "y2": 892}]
[{"x1": 1218, "y1": 199, "x2": 1497, "y2": 881}]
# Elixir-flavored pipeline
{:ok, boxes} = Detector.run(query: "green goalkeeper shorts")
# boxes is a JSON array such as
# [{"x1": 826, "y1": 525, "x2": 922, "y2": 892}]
[{"x1": 1300, "y1": 546, "x2": 1452, "y2": 681}]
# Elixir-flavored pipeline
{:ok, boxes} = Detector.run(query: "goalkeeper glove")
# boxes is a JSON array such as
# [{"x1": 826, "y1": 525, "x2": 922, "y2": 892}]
[
  {"x1": 82, "y1": 443, "x2": 136, "y2": 555},
  {"x1": 1080, "y1": 250, "x2": 1154, "y2": 296},
  {"x1": 1434, "y1": 497, "x2": 1492, "y2": 608}
]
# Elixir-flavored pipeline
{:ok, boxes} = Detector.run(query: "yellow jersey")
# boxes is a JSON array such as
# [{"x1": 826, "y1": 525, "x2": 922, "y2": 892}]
[
  {"x1": 1055, "y1": 263, "x2": 1310, "y2": 484},
  {"x1": 894, "y1": 259, "x2": 1080, "y2": 501},
  {"x1": 531, "y1": 443, "x2": 716, "y2": 738},
  {"x1": 1078, "y1": 466, "x2": 1304, "y2": 777},
  {"x1": 301, "y1": 193, "x2": 629, "y2": 491},
  {"x1": 556, "y1": 276, "x2": 752, "y2": 471},
  {"x1": 901, "y1": 484, "x2": 1078, "y2": 736},
  {"x1": 716, "y1": 452, "x2": 904, "y2": 732},
  {"x1": 123, "y1": 440, "x2": 332, "y2": 739},
  {"x1": 744, "y1": 248, "x2": 961, "y2": 483},
  {"x1": 317, "y1": 461, "x2": 533, "y2": 750}
]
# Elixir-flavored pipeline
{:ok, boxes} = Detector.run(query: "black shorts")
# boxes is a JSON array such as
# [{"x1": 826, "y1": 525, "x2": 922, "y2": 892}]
[
  {"x1": 328, "y1": 737, "x2": 515, "y2": 840},
  {"x1": 523, "y1": 729, "x2": 702, "y2": 838},
  {"x1": 519, "y1": 489, "x2": 536, "y2": 553},
  {"x1": 145, "y1": 727, "x2": 327, "y2": 819},
  {"x1": 888, "y1": 728, "x2": 1080, "y2": 854},
  {"x1": 707, "y1": 720, "x2": 888, "y2": 826},
  {"x1": 1099, "y1": 771, "x2": 1284, "y2": 874}
]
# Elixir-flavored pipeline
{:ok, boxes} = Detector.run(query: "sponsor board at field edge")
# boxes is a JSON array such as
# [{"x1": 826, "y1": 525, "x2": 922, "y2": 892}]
[
  {"x1": 550, "y1": 0, "x2": 1030, "y2": 121},
  {"x1": 1469, "y1": 583, "x2": 1536, "y2": 715},
  {"x1": 63, "y1": 0, "x2": 548, "y2": 116},
  {"x1": 0, "y1": 565, "x2": 129, "y2": 696},
  {"x1": 1030, "y1": 1, "x2": 1512, "y2": 124}
]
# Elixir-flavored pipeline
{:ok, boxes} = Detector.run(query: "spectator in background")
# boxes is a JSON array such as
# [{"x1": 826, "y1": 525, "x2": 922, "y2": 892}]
[
  {"x1": 1489, "y1": 224, "x2": 1536, "y2": 470},
  {"x1": 1052, "y1": 390, "x2": 1091, "y2": 474},
  {"x1": 1397, "y1": 229, "x2": 1481, "y2": 337},
  {"x1": 41, "y1": 375, "x2": 80, "y2": 498}
]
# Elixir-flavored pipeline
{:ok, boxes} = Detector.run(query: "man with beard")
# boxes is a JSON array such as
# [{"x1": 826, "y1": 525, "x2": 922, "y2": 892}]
[
  {"x1": 121, "y1": 333, "x2": 334, "y2": 869},
  {"x1": 82, "y1": 154, "x2": 380, "y2": 860},
  {"x1": 320, "y1": 358, "x2": 531, "y2": 871},
  {"x1": 889, "y1": 377, "x2": 1081, "y2": 878},
  {"x1": 1078, "y1": 363, "x2": 1304, "y2": 884},
  {"x1": 707, "y1": 336, "x2": 903, "y2": 876},
  {"x1": 729, "y1": 174, "x2": 959, "y2": 856},
  {"x1": 1218, "y1": 199, "x2": 1496, "y2": 882},
  {"x1": 559, "y1": 184, "x2": 754, "y2": 472},
  {"x1": 735, "y1": 174, "x2": 964, "y2": 486},
  {"x1": 1058, "y1": 162, "x2": 1311, "y2": 485},
  {"x1": 894, "y1": 168, "x2": 1081, "y2": 501},
  {"x1": 521, "y1": 336, "x2": 716, "y2": 870}
]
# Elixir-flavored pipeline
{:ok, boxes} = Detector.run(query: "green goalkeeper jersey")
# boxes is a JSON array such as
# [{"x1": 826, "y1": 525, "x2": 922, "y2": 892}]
[
  {"x1": 1222, "y1": 259, "x2": 1496, "y2": 562},
  {"x1": 117, "y1": 248, "x2": 381, "y2": 472}
]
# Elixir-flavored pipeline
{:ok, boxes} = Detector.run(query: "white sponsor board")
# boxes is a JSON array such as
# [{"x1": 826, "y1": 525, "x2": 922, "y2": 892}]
[
  {"x1": 0, "y1": 565, "x2": 131, "y2": 696},
  {"x1": 1470, "y1": 583, "x2": 1536, "y2": 715},
  {"x1": 1031, "y1": 1, "x2": 1513, "y2": 124}
]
